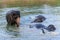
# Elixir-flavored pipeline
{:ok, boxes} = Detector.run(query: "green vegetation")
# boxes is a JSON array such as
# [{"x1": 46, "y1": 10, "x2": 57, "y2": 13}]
[{"x1": 0, "y1": 0, "x2": 60, "y2": 7}]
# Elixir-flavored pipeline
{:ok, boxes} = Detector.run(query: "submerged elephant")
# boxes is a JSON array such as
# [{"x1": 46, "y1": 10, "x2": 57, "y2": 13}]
[
  {"x1": 6, "y1": 10, "x2": 20, "y2": 27},
  {"x1": 32, "y1": 15, "x2": 46, "y2": 23},
  {"x1": 30, "y1": 24, "x2": 56, "y2": 34}
]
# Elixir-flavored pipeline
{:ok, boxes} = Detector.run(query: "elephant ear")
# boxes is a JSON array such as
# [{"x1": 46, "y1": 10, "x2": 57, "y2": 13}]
[{"x1": 6, "y1": 14, "x2": 13, "y2": 25}]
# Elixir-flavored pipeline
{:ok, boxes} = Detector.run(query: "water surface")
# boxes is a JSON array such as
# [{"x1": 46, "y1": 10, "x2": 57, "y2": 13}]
[{"x1": 0, "y1": 4, "x2": 60, "y2": 40}]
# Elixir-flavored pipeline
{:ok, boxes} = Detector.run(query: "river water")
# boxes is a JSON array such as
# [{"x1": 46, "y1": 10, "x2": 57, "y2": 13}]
[{"x1": 0, "y1": 4, "x2": 60, "y2": 40}]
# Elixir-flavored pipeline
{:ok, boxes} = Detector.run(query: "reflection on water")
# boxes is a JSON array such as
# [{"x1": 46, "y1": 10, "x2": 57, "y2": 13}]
[
  {"x1": 6, "y1": 25, "x2": 20, "y2": 37},
  {"x1": 0, "y1": 4, "x2": 60, "y2": 40}
]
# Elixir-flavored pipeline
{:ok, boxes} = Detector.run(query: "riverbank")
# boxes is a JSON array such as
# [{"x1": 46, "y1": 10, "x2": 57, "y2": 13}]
[{"x1": 0, "y1": 0, "x2": 60, "y2": 7}]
